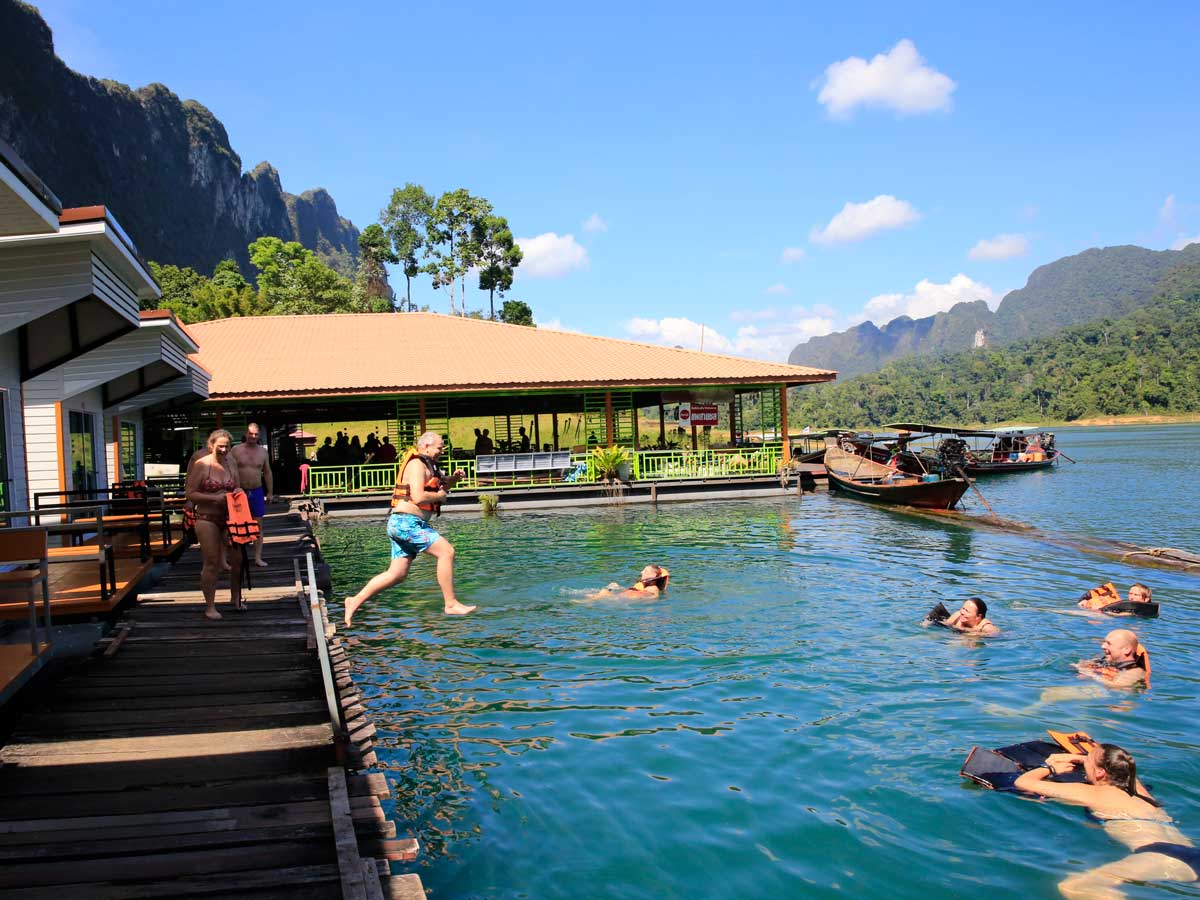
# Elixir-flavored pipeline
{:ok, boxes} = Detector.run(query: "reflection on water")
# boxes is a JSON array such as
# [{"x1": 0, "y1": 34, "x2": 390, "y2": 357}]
[{"x1": 320, "y1": 426, "x2": 1200, "y2": 900}]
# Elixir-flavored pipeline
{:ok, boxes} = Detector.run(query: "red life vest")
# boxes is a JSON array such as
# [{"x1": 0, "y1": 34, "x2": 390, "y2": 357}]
[
  {"x1": 390, "y1": 450, "x2": 445, "y2": 514},
  {"x1": 225, "y1": 489, "x2": 261, "y2": 545}
]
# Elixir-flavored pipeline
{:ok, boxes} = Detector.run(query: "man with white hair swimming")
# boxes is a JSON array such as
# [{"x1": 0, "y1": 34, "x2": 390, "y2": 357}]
[{"x1": 344, "y1": 431, "x2": 475, "y2": 624}]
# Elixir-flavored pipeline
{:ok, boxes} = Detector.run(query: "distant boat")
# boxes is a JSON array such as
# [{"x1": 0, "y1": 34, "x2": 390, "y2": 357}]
[
  {"x1": 885, "y1": 423, "x2": 1062, "y2": 475},
  {"x1": 823, "y1": 440, "x2": 970, "y2": 510}
]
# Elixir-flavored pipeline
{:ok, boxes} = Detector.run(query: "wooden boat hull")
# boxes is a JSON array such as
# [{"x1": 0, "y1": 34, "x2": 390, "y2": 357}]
[
  {"x1": 826, "y1": 467, "x2": 971, "y2": 510},
  {"x1": 964, "y1": 457, "x2": 1057, "y2": 475}
]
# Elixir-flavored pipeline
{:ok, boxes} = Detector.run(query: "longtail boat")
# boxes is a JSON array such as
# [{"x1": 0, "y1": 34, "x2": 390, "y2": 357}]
[
  {"x1": 823, "y1": 441, "x2": 970, "y2": 510},
  {"x1": 885, "y1": 423, "x2": 1062, "y2": 475}
]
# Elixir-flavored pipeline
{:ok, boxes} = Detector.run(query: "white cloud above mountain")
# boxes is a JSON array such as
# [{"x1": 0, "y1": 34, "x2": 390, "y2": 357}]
[
  {"x1": 968, "y1": 233, "x2": 1029, "y2": 260},
  {"x1": 862, "y1": 274, "x2": 999, "y2": 325},
  {"x1": 515, "y1": 232, "x2": 589, "y2": 278},
  {"x1": 816, "y1": 39, "x2": 956, "y2": 118},
  {"x1": 1172, "y1": 234, "x2": 1200, "y2": 250},
  {"x1": 625, "y1": 309, "x2": 836, "y2": 360},
  {"x1": 810, "y1": 195, "x2": 919, "y2": 246}
]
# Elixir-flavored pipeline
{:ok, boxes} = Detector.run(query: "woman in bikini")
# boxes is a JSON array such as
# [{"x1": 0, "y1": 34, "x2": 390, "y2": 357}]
[
  {"x1": 1015, "y1": 742, "x2": 1198, "y2": 897},
  {"x1": 587, "y1": 565, "x2": 670, "y2": 600},
  {"x1": 185, "y1": 428, "x2": 244, "y2": 620}
]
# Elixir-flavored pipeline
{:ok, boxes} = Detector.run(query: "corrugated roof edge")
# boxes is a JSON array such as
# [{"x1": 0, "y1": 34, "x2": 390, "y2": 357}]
[{"x1": 186, "y1": 312, "x2": 838, "y2": 376}]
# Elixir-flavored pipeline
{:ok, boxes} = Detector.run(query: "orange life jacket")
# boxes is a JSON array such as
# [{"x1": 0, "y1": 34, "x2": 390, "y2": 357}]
[
  {"x1": 1079, "y1": 582, "x2": 1122, "y2": 610},
  {"x1": 225, "y1": 489, "x2": 262, "y2": 546},
  {"x1": 390, "y1": 450, "x2": 445, "y2": 514},
  {"x1": 1095, "y1": 643, "x2": 1151, "y2": 684}
]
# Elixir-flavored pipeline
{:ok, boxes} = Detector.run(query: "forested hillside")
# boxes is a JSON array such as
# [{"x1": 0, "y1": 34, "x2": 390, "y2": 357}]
[{"x1": 789, "y1": 263, "x2": 1200, "y2": 428}]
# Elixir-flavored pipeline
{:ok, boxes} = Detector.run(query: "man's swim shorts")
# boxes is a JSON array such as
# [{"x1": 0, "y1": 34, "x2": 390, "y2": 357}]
[
  {"x1": 387, "y1": 512, "x2": 441, "y2": 560},
  {"x1": 246, "y1": 485, "x2": 266, "y2": 518}
]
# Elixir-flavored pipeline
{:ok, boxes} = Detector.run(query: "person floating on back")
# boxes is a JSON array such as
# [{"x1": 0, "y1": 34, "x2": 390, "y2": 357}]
[
  {"x1": 587, "y1": 565, "x2": 671, "y2": 600},
  {"x1": 343, "y1": 432, "x2": 475, "y2": 625},
  {"x1": 1079, "y1": 581, "x2": 1152, "y2": 610}
]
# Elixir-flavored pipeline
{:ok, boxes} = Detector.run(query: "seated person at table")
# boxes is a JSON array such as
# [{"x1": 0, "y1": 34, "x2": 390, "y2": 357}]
[
  {"x1": 1014, "y1": 742, "x2": 1198, "y2": 898},
  {"x1": 1076, "y1": 629, "x2": 1150, "y2": 688},
  {"x1": 588, "y1": 565, "x2": 671, "y2": 600},
  {"x1": 942, "y1": 597, "x2": 1000, "y2": 636}
]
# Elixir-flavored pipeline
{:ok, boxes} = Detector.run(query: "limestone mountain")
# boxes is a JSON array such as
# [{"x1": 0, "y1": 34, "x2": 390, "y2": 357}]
[
  {"x1": 0, "y1": 0, "x2": 359, "y2": 276},
  {"x1": 789, "y1": 243, "x2": 1200, "y2": 378}
]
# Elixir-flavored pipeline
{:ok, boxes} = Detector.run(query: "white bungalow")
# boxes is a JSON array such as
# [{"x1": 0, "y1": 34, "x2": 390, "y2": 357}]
[{"x1": 0, "y1": 139, "x2": 209, "y2": 510}]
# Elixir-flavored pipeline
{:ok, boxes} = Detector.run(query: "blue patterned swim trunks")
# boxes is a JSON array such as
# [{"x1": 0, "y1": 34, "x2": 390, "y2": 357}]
[{"x1": 387, "y1": 513, "x2": 441, "y2": 560}]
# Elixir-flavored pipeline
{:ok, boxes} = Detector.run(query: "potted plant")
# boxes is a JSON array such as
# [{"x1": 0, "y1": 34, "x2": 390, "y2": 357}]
[{"x1": 590, "y1": 446, "x2": 632, "y2": 483}]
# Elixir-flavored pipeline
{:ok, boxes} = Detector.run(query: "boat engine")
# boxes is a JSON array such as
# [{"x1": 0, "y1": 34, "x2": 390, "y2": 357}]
[{"x1": 936, "y1": 438, "x2": 971, "y2": 472}]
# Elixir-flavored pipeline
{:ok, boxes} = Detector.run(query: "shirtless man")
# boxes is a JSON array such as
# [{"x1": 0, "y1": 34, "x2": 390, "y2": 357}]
[
  {"x1": 231, "y1": 423, "x2": 272, "y2": 567},
  {"x1": 343, "y1": 431, "x2": 475, "y2": 625},
  {"x1": 1077, "y1": 629, "x2": 1149, "y2": 688}
]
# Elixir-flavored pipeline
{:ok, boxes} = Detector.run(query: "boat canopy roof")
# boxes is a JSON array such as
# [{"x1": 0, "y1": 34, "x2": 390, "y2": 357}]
[{"x1": 885, "y1": 422, "x2": 1046, "y2": 439}]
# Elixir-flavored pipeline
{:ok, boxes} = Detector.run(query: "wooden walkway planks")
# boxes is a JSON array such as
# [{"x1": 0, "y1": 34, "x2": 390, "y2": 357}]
[{"x1": 0, "y1": 507, "x2": 421, "y2": 898}]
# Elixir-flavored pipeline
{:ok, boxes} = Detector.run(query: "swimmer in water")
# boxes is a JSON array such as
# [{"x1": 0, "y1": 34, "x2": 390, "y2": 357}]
[
  {"x1": 587, "y1": 565, "x2": 670, "y2": 600},
  {"x1": 1075, "y1": 629, "x2": 1150, "y2": 688},
  {"x1": 1015, "y1": 742, "x2": 1197, "y2": 898},
  {"x1": 942, "y1": 597, "x2": 1000, "y2": 636}
]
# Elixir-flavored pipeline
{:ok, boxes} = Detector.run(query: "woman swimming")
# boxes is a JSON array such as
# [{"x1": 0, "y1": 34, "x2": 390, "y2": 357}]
[
  {"x1": 943, "y1": 597, "x2": 1000, "y2": 636},
  {"x1": 1014, "y1": 742, "x2": 1198, "y2": 898},
  {"x1": 587, "y1": 565, "x2": 670, "y2": 600}
]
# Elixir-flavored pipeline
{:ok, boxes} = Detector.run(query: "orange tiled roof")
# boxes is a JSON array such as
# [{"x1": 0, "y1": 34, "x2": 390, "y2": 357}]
[{"x1": 187, "y1": 313, "x2": 836, "y2": 399}]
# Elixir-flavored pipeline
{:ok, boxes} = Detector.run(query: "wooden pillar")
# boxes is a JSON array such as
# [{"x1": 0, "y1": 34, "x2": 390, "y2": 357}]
[
  {"x1": 418, "y1": 397, "x2": 427, "y2": 434},
  {"x1": 552, "y1": 412, "x2": 559, "y2": 450},
  {"x1": 604, "y1": 391, "x2": 614, "y2": 447},
  {"x1": 779, "y1": 385, "x2": 791, "y2": 464},
  {"x1": 658, "y1": 403, "x2": 666, "y2": 447},
  {"x1": 691, "y1": 423, "x2": 698, "y2": 451},
  {"x1": 533, "y1": 414, "x2": 540, "y2": 449},
  {"x1": 631, "y1": 404, "x2": 639, "y2": 450},
  {"x1": 215, "y1": 410, "x2": 223, "y2": 428},
  {"x1": 729, "y1": 401, "x2": 737, "y2": 446}
]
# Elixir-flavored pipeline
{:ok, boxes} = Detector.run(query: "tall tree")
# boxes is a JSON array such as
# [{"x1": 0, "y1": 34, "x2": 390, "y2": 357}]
[
  {"x1": 210, "y1": 258, "x2": 250, "y2": 292},
  {"x1": 354, "y1": 224, "x2": 397, "y2": 311},
  {"x1": 474, "y1": 214, "x2": 523, "y2": 319},
  {"x1": 380, "y1": 183, "x2": 433, "y2": 312},
  {"x1": 247, "y1": 236, "x2": 354, "y2": 315},
  {"x1": 147, "y1": 262, "x2": 205, "y2": 312},
  {"x1": 423, "y1": 188, "x2": 491, "y2": 315}
]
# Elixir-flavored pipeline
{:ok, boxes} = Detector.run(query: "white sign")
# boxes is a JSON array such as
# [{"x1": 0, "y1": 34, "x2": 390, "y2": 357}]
[{"x1": 677, "y1": 403, "x2": 718, "y2": 426}]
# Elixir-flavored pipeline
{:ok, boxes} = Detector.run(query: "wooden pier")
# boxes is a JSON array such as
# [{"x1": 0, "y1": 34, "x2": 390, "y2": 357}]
[{"x1": 0, "y1": 509, "x2": 422, "y2": 899}]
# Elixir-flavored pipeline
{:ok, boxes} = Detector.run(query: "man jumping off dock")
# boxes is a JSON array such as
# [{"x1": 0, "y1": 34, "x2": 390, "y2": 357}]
[{"x1": 343, "y1": 431, "x2": 476, "y2": 625}]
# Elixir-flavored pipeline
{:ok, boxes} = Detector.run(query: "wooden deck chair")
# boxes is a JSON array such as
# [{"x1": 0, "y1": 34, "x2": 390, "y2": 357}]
[{"x1": 0, "y1": 527, "x2": 51, "y2": 653}]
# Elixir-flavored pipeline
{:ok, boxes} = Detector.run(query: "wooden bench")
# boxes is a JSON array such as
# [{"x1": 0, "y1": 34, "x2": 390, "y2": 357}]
[
  {"x1": 2, "y1": 507, "x2": 117, "y2": 601},
  {"x1": 34, "y1": 489, "x2": 152, "y2": 562},
  {"x1": 0, "y1": 527, "x2": 51, "y2": 648},
  {"x1": 475, "y1": 451, "x2": 573, "y2": 485}
]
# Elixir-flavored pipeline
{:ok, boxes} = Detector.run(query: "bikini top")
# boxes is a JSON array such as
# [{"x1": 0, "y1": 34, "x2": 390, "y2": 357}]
[{"x1": 200, "y1": 462, "x2": 238, "y2": 494}]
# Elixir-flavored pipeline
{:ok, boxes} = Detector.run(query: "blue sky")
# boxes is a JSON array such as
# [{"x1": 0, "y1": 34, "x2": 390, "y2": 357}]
[{"x1": 33, "y1": 0, "x2": 1200, "y2": 359}]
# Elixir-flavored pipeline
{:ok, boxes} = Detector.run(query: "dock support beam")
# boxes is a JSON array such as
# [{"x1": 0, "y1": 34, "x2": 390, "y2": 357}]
[
  {"x1": 418, "y1": 398, "x2": 426, "y2": 434},
  {"x1": 604, "y1": 392, "x2": 614, "y2": 447},
  {"x1": 552, "y1": 412, "x2": 559, "y2": 450},
  {"x1": 779, "y1": 385, "x2": 791, "y2": 464}
]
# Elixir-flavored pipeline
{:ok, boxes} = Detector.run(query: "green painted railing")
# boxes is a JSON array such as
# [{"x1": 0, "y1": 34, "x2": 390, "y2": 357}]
[{"x1": 304, "y1": 443, "x2": 783, "y2": 496}]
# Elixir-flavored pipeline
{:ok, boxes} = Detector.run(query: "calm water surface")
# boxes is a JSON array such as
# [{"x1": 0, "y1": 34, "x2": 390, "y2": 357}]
[{"x1": 319, "y1": 425, "x2": 1200, "y2": 899}]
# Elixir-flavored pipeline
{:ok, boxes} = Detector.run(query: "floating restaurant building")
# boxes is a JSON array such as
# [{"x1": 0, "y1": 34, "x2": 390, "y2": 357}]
[{"x1": 151, "y1": 313, "x2": 836, "y2": 508}]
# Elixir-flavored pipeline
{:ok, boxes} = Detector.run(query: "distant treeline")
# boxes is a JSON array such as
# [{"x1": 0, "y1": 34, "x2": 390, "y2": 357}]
[{"x1": 789, "y1": 263, "x2": 1200, "y2": 428}]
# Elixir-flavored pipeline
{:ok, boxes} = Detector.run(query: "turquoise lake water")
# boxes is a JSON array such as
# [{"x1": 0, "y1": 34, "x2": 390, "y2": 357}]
[{"x1": 318, "y1": 425, "x2": 1200, "y2": 899}]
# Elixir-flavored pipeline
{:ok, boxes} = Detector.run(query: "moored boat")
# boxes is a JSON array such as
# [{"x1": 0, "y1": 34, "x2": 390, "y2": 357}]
[
  {"x1": 823, "y1": 443, "x2": 970, "y2": 510},
  {"x1": 885, "y1": 423, "x2": 1062, "y2": 475}
]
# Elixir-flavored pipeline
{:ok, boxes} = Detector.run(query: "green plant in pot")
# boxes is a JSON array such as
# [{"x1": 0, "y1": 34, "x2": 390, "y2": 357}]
[{"x1": 591, "y1": 445, "x2": 631, "y2": 482}]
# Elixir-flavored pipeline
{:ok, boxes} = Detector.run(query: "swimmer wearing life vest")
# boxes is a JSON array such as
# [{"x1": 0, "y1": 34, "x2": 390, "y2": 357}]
[
  {"x1": 343, "y1": 431, "x2": 475, "y2": 625},
  {"x1": 1079, "y1": 582, "x2": 1152, "y2": 611},
  {"x1": 588, "y1": 565, "x2": 671, "y2": 600},
  {"x1": 1014, "y1": 741, "x2": 1199, "y2": 898},
  {"x1": 942, "y1": 597, "x2": 1000, "y2": 636},
  {"x1": 1077, "y1": 629, "x2": 1151, "y2": 688}
]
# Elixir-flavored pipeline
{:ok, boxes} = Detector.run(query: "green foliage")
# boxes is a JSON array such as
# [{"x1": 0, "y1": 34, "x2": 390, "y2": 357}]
[
  {"x1": 478, "y1": 493, "x2": 500, "y2": 515},
  {"x1": 423, "y1": 188, "x2": 492, "y2": 315},
  {"x1": 474, "y1": 214, "x2": 522, "y2": 318},
  {"x1": 380, "y1": 183, "x2": 433, "y2": 312},
  {"x1": 210, "y1": 258, "x2": 249, "y2": 292},
  {"x1": 591, "y1": 445, "x2": 631, "y2": 480},
  {"x1": 247, "y1": 236, "x2": 355, "y2": 314},
  {"x1": 148, "y1": 261, "x2": 205, "y2": 311},
  {"x1": 499, "y1": 299, "x2": 535, "y2": 327},
  {"x1": 789, "y1": 263, "x2": 1200, "y2": 428},
  {"x1": 353, "y1": 224, "x2": 397, "y2": 312}
]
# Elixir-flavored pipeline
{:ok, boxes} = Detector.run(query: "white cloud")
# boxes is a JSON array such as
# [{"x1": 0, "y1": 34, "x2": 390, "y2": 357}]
[
  {"x1": 534, "y1": 317, "x2": 582, "y2": 333},
  {"x1": 810, "y1": 194, "x2": 920, "y2": 246},
  {"x1": 582, "y1": 213, "x2": 608, "y2": 234},
  {"x1": 765, "y1": 283, "x2": 790, "y2": 296},
  {"x1": 515, "y1": 232, "x2": 589, "y2": 278},
  {"x1": 1159, "y1": 194, "x2": 1177, "y2": 226},
  {"x1": 780, "y1": 247, "x2": 807, "y2": 263},
  {"x1": 626, "y1": 310, "x2": 836, "y2": 360},
  {"x1": 861, "y1": 274, "x2": 999, "y2": 325},
  {"x1": 968, "y1": 233, "x2": 1029, "y2": 260},
  {"x1": 1171, "y1": 234, "x2": 1200, "y2": 250},
  {"x1": 816, "y1": 39, "x2": 956, "y2": 118}
]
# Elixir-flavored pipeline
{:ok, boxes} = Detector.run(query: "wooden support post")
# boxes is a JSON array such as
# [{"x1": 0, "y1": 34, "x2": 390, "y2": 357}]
[
  {"x1": 604, "y1": 391, "x2": 614, "y2": 447},
  {"x1": 418, "y1": 398, "x2": 427, "y2": 435},
  {"x1": 780, "y1": 385, "x2": 791, "y2": 464},
  {"x1": 533, "y1": 414, "x2": 540, "y2": 449},
  {"x1": 691, "y1": 423, "x2": 698, "y2": 451},
  {"x1": 215, "y1": 410, "x2": 223, "y2": 428},
  {"x1": 552, "y1": 412, "x2": 559, "y2": 450},
  {"x1": 658, "y1": 403, "x2": 666, "y2": 447},
  {"x1": 631, "y1": 403, "x2": 640, "y2": 450},
  {"x1": 729, "y1": 401, "x2": 737, "y2": 446}
]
